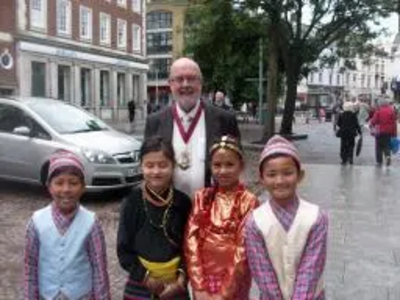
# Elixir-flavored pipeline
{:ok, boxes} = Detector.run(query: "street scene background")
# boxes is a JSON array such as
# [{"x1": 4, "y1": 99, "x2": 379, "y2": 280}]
[{"x1": 1, "y1": 119, "x2": 400, "y2": 299}]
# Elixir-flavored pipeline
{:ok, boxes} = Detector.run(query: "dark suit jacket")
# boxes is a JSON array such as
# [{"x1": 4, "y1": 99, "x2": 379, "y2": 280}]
[{"x1": 144, "y1": 102, "x2": 240, "y2": 187}]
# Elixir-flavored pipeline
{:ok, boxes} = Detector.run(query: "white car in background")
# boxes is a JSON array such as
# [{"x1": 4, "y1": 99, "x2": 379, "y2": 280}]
[{"x1": 0, "y1": 97, "x2": 142, "y2": 192}]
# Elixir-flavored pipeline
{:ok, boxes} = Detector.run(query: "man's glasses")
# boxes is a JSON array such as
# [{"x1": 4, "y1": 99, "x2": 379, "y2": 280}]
[{"x1": 169, "y1": 76, "x2": 201, "y2": 84}]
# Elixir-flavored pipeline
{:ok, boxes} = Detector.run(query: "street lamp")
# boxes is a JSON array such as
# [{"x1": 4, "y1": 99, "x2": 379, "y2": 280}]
[{"x1": 150, "y1": 59, "x2": 159, "y2": 106}]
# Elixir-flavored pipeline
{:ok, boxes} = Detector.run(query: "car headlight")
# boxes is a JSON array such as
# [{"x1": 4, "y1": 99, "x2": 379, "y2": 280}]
[{"x1": 81, "y1": 149, "x2": 116, "y2": 164}]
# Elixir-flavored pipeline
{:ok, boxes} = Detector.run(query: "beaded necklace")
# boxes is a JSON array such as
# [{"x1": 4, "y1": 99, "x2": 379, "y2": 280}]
[{"x1": 142, "y1": 183, "x2": 179, "y2": 248}]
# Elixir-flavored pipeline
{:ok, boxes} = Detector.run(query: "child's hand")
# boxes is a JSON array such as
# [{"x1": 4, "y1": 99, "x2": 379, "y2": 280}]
[
  {"x1": 159, "y1": 274, "x2": 186, "y2": 299},
  {"x1": 159, "y1": 282, "x2": 185, "y2": 299},
  {"x1": 193, "y1": 290, "x2": 211, "y2": 300},
  {"x1": 144, "y1": 276, "x2": 165, "y2": 295}
]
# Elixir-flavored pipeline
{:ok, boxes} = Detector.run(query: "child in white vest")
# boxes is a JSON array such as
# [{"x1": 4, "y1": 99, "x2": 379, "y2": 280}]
[
  {"x1": 244, "y1": 135, "x2": 328, "y2": 300},
  {"x1": 23, "y1": 151, "x2": 111, "y2": 300}
]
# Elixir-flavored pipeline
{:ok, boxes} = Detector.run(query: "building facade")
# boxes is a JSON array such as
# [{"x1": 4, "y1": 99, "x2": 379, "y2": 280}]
[
  {"x1": 301, "y1": 52, "x2": 391, "y2": 108},
  {"x1": 0, "y1": 0, "x2": 148, "y2": 122},
  {"x1": 146, "y1": 0, "x2": 190, "y2": 108}
]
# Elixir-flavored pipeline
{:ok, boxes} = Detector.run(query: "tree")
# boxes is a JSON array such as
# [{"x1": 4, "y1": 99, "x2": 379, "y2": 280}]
[
  {"x1": 245, "y1": 0, "x2": 392, "y2": 136},
  {"x1": 184, "y1": 0, "x2": 267, "y2": 108}
]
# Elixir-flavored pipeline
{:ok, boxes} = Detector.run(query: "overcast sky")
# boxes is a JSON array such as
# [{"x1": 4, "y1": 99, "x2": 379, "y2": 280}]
[{"x1": 379, "y1": 13, "x2": 399, "y2": 43}]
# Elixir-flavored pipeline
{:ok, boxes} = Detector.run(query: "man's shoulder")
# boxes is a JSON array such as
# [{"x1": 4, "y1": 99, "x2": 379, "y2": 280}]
[
  {"x1": 147, "y1": 106, "x2": 172, "y2": 122},
  {"x1": 206, "y1": 103, "x2": 235, "y2": 119}
]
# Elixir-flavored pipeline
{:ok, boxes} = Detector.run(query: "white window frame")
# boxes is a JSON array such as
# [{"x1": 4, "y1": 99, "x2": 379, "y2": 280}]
[
  {"x1": 117, "y1": 19, "x2": 127, "y2": 49},
  {"x1": 30, "y1": 0, "x2": 47, "y2": 30},
  {"x1": 132, "y1": 24, "x2": 141, "y2": 52},
  {"x1": 132, "y1": 0, "x2": 141, "y2": 13},
  {"x1": 57, "y1": 0, "x2": 71, "y2": 36},
  {"x1": 117, "y1": 0, "x2": 127, "y2": 7},
  {"x1": 99, "y1": 13, "x2": 111, "y2": 45},
  {"x1": 80, "y1": 6, "x2": 92, "y2": 41}
]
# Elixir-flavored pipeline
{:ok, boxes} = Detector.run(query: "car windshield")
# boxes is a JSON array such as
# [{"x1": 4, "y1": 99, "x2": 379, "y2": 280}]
[{"x1": 28, "y1": 101, "x2": 109, "y2": 134}]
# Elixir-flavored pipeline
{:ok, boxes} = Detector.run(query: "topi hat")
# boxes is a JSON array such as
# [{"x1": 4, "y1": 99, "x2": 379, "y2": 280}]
[
  {"x1": 47, "y1": 151, "x2": 85, "y2": 184},
  {"x1": 259, "y1": 135, "x2": 301, "y2": 172}
]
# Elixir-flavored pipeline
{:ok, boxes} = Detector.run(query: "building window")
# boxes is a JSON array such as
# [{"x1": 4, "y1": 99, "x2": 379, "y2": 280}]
[
  {"x1": 117, "y1": 73, "x2": 126, "y2": 105},
  {"x1": 80, "y1": 68, "x2": 91, "y2": 107},
  {"x1": 147, "y1": 31, "x2": 172, "y2": 54},
  {"x1": 132, "y1": 24, "x2": 141, "y2": 52},
  {"x1": 336, "y1": 74, "x2": 340, "y2": 86},
  {"x1": 353, "y1": 74, "x2": 357, "y2": 84},
  {"x1": 346, "y1": 73, "x2": 350, "y2": 86},
  {"x1": 31, "y1": 62, "x2": 46, "y2": 97},
  {"x1": 30, "y1": 0, "x2": 47, "y2": 29},
  {"x1": 309, "y1": 73, "x2": 314, "y2": 84},
  {"x1": 57, "y1": 0, "x2": 71, "y2": 36},
  {"x1": 132, "y1": 0, "x2": 141, "y2": 13},
  {"x1": 318, "y1": 73, "x2": 322, "y2": 83},
  {"x1": 100, "y1": 70, "x2": 110, "y2": 106},
  {"x1": 367, "y1": 75, "x2": 371, "y2": 88},
  {"x1": 100, "y1": 13, "x2": 111, "y2": 45},
  {"x1": 117, "y1": 0, "x2": 127, "y2": 7},
  {"x1": 117, "y1": 19, "x2": 127, "y2": 49},
  {"x1": 147, "y1": 11, "x2": 172, "y2": 30},
  {"x1": 148, "y1": 58, "x2": 171, "y2": 81},
  {"x1": 361, "y1": 74, "x2": 365, "y2": 88},
  {"x1": 80, "y1": 6, "x2": 92, "y2": 41}
]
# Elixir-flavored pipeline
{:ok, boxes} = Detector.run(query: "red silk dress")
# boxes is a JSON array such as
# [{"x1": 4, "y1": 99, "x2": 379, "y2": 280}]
[{"x1": 185, "y1": 184, "x2": 259, "y2": 299}]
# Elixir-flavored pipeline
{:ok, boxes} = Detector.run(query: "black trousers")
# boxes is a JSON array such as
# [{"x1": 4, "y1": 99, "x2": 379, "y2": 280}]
[
  {"x1": 375, "y1": 134, "x2": 391, "y2": 164},
  {"x1": 340, "y1": 136, "x2": 355, "y2": 164}
]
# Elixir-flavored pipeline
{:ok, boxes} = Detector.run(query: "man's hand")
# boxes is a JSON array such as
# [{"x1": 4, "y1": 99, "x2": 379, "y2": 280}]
[{"x1": 144, "y1": 276, "x2": 165, "y2": 295}]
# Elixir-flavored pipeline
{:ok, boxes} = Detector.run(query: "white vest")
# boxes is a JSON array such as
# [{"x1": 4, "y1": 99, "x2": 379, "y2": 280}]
[
  {"x1": 33, "y1": 205, "x2": 95, "y2": 300},
  {"x1": 253, "y1": 199, "x2": 324, "y2": 299}
]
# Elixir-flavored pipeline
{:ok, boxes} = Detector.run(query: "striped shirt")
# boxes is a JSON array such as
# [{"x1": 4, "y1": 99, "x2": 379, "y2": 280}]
[
  {"x1": 23, "y1": 203, "x2": 111, "y2": 300},
  {"x1": 244, "y1": 197, "x2": 328, "y2": 300}
]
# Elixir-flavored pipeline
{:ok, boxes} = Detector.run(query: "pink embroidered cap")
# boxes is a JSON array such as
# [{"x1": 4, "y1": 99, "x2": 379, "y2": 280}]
[
  {"x1": 47, "y1": 151, "x2": 85, "y2": 183},
  {"x1": 259, "y1": 135, "x2": 301, "y2": 172}
]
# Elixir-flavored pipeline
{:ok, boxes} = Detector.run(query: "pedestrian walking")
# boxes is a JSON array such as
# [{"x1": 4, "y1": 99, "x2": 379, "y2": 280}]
[
  {"x1": 370, "y1": 97, "x2": 397, "y2": 166},
  {"x1": 144, "y1": 57, "x2": 240, "y2": 198},
  {"x1": 117, "y1": 137, "x2": 192, "y2": 299},
  {"x1": 128, "y1": 100, "x2": 136, "y2": 133},
  {"x1": 336, "y1": 102, "x2": 362, "y2": 165},
  {"x1": 244, "y1": 135, "x2": 328, "y2": 300},
  {"x1": 213, "y1": 91, "x2": 230, "y2": 111},
  {"x1": 23, "y1": 151, "x2": 111, "y2": 300},
  {"x1": 185, "y1": 136, "x2": 259, "y2": 299}
]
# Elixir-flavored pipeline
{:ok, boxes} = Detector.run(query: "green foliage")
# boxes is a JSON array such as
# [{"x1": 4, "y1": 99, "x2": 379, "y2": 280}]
[{"x1": 184, "y1": 0, "x2": 267, "y2": 106}]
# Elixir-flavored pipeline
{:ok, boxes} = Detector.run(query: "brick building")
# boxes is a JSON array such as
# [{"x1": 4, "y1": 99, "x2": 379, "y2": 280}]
[{"x1": 0, "y1": 0, "x2": 148, "y2": 121}]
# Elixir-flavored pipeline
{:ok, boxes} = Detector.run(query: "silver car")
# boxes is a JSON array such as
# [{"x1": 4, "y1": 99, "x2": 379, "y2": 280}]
[{"x1": 0, "y1": 97, "x2": 142, "y2": 192}]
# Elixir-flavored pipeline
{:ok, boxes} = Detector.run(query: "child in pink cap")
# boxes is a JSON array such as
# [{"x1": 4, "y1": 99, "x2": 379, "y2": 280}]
[
  {"x1": 23, "y1": 151, "x2": 111, "y2": 300},
  {"x1": 244, "y1": 135, "x2": 328, "y2": 300}
]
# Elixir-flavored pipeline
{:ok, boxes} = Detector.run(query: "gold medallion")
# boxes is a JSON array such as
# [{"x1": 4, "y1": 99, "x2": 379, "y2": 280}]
[{"x1": 178, "y1": 149, "x2": 191, "y2": 170}]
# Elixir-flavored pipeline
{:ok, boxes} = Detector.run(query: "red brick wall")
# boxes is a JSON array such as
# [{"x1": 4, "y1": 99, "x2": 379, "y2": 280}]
[
  {"x1": 0, "y1": 0, "x2": 16, "y2": 89},
  {"x1": 27, "y1": 0, "x2": 143, "y2": 55}
]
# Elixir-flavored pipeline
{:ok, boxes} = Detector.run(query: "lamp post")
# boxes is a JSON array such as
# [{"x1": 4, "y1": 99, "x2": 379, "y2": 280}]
[
  {"x1": 258, "y1": 38, "x2": 263, "y2": 124},
  {"x1": 150, "y1": 59, "x2": 159, "y2": 106}
]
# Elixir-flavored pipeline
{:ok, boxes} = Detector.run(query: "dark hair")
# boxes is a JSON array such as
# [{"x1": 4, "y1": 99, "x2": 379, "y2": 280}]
[
  {"x1": 47, "y1": 166, "x2": 85, "y2": 185},
  {"x1": 259, "y1": 153, "x2": 301, "y2": 173},
  {"x1": 139, "y1": 136, "x2": 175, "y2": 164}
]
